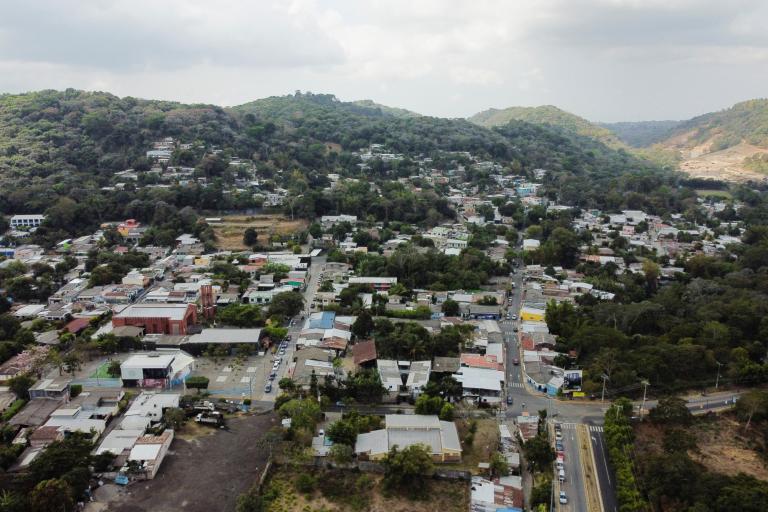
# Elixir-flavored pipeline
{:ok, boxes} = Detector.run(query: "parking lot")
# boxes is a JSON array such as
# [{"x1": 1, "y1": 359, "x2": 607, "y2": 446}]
[
  {"x1": 189, "y1": 338, "x2": 295, "y2": 404},
  {"x1": 105, "y1": 413, "x2": 278, "y2": 512}
]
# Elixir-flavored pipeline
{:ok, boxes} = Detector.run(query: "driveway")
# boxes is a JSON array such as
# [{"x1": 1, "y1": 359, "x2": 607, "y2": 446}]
[{"x1": 106, "y1": 413, "x2": 278, "y2": 512}]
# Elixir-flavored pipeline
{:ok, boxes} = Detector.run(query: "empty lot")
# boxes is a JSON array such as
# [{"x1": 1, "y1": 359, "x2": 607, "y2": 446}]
[{"x1": 106, "y1": 412, "x2": 278, "y2": 512}]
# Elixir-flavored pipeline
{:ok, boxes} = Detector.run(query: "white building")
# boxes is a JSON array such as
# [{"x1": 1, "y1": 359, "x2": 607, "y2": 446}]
[{"x1": 10, "y1": 215, "x2": 45, "y2": 229}]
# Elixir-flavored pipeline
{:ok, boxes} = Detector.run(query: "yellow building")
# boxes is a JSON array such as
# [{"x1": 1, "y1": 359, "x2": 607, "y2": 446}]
[{"x1": 520, "y1": 306, "x2": 546, "y2": 322}]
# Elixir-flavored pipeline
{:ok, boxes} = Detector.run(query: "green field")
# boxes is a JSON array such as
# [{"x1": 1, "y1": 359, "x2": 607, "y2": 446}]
[
  {"x1": 696, "y1": 189, "x2": 733, "y2": 199},
  {"x1": 91, "y1": 362, "x2": 115, "y2": 379}
]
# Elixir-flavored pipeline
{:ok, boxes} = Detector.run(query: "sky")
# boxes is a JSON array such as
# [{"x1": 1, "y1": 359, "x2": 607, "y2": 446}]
[{"x1": 1, "y1": 0, "x2": 768, "y2": 122}]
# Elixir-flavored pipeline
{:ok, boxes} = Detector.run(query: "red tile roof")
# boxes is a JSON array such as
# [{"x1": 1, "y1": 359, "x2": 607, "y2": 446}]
[
  {"x1": 352, "y1": 340, "x2": 377, "y2": 365},
  {"x1": 64, "y1": 317, "x2": 91, "y2": 334}
]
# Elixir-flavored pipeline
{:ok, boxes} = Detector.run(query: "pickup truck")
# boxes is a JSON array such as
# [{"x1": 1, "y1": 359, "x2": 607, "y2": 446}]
[{"x1": 195, "y1": 411, "x2": 225, "y2": 427}]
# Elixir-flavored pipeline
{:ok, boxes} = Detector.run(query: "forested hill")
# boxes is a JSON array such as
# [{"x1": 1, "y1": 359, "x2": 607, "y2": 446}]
[
  {"x1": 659, "y1": 99, "x2": 768, "y2": 151},
  {"x1": 599, "y1": 120, "x2": 681, "y2": 147},
  {"x1": 0, "y1": 89, "x2": 670, "y2": 225},
  {"x1": 469, "y1": 104, "x2": 625, "y2": 149}
]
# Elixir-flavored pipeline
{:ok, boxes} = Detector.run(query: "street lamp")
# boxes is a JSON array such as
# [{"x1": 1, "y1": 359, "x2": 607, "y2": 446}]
[
  {"x1": 640, "y1": 379, "x2": 650, "y2": 421},
  {"x1": 715, "y1": 361, "x2": 724, "y2": 390},
  {"x1": 600, "y1": 374, "x2": 609, "y2": 403}
]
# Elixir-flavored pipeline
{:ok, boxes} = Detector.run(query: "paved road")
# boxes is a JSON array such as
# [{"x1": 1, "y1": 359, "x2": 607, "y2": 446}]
[
  {"x1": 590, "y1": 428, "x2": 618, "y2": 512},
  {"x1": 556, "y1": 422, "x2": 587, "y2": 512}
]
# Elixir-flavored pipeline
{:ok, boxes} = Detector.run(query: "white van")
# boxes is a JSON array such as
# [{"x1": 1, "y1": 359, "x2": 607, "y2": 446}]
[{"x1": 558, "y1": 469, "x2": 566, "y2": 483}]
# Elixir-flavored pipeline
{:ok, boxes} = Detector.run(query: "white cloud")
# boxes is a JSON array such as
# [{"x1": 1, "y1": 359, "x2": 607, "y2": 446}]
[{"x1": 0, "y1": 0, "x2": 767, "y2": 121}]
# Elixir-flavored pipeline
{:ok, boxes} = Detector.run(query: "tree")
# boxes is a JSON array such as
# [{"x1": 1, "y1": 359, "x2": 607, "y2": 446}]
[
  {"x1": 243, "y1": 227, "x2": 258, "y2": 247},
  {"x1": 107, "y1": 359, "x2": 122, "y2": 377},
  {"x1": 649, "y1": 397, "x2": 693, "y2": 426},
  {"x1": 7, "y1": 374, "x2": 34, "y2": 400},
  {"x1": 278, "y1": 398, "x2": 321, "y2": 432},
  {"x1": 328, "y1": 443, "x2": 354, "y2": 465},
  {"x1": 523, "y1": 433, "x2": 554, "y2": 474},
  {"x1": 327, "y1": 419, "x2": 359, "y2": 446},
  {"x1": 441, "y1": 299, "x2": 460, "y2": 317},
  {"x1": 185, "y1": 376, "x2": 210, "y2": 393},
  {"x1": 351, "y1": 310, "x2": 374, "y2": 338},
  {"x1": 490, "y1": 451, "x2": 510, "y2": 477},
  {"x1": 63, "y1": 353, "x2": 81, "y2": 375},
  {"x1": 30, "y1": 479, "x2": 74, "y2": 512},
  {"x1": 415, "y1": 394, "x2": 444, "y2": 415},
  {"x1": 164, "y1": 407, "x2": 187, "y2": 430},
  {"x1": 383, "y1": 444, "x2": 434, "y2": 495},
  {"x1": 268, "y1": 291, "x2": 304, "y2": 318},
  {"x1": 439, "y1": 402, "x2": 455, "y2": 421}
]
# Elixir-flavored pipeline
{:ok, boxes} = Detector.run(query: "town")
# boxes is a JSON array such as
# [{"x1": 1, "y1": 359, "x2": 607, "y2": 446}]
[{"x1": 0, "y1": 129, "x2": 755, "y2": 512}]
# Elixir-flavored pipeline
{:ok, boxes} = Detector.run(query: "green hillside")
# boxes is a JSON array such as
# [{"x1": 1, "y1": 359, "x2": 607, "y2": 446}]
[
  {"x1": 665, "y1": 98, "x2": 768, "y2": 151},
  {"x1": 469, "y1": 105, "x2": 625, "y2": 149},
  {"x1": 599, "y1": 120, "x2": 681, "y2": 147}
]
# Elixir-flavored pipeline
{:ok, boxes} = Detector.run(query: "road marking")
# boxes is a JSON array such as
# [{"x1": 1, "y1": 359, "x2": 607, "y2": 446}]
[
  {"x1": 222, "y1": 366, "x2": 233, "y2": 373},
  {"x1": 589, "y1": 426, "x2": 604, "y2": 432},
  {"x1": 246, "y1": 367, "x2": 257, "y2": 373},
  {"x1": 215, "y1": 376, "x2": 227, "y2": 383},
  {"x1": 559, "y1": 422, "x2": 578, "y2": 429},
  {"x1": 240, "y1": 377, "x2": 251, "y2": 383},
  {"x1": 508, "y1": 382, "x2": 524, "y2": 388}
]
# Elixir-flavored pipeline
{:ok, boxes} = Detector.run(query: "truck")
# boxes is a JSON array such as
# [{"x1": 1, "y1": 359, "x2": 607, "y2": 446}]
[{"x1": 195, "y1": 411, "x2": 225, "y2": 427}]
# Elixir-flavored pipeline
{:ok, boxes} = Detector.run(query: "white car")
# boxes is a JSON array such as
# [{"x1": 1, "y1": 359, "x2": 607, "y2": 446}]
[{"x1": 559, "y1": 491, "x2": 568, "y2": 504}]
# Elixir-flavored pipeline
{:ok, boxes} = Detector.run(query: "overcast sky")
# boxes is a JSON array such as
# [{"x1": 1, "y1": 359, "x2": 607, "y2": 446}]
[{"x1": 1, "y1": 0, "x2": 767, "y2": 122}]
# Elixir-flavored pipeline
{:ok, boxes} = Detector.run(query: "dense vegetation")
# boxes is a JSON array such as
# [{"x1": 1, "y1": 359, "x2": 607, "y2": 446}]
[
  {"x1": 669, "y1": 99, "x2": 768, "y2": 151},
  {"x1": 600, "y1": 120, "x2": 681, "y2": 147},
  {"x1": 469, "y1": 105, "x2": 625, "y2": 149},
  {"x1": 545, "y1": 187, "x2": 768, "y2": 395}
]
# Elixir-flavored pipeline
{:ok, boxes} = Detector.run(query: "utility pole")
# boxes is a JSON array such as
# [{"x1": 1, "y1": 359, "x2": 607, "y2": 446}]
[
  {"x1": 601, "y1": 374, "x2": 608, "y2": 403},
  {"x1": 640, "y1": 379, "x2": 650, "y2": 421},
  {"x1": 715, "y1": 361, "x2": 723, "y2": 390}
]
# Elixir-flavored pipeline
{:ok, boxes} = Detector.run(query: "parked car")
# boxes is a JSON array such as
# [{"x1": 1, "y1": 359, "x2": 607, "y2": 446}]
[
  {"x1": 264, "y1": 382, "x2": 273, "y2": 393},
  {"x1": 559, "y1": 491, "x2": 568, "y2": 504}
]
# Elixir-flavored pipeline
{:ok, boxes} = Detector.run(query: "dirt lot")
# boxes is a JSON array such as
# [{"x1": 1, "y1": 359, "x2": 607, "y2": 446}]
[
  {"x1": 106, "y1": 413, "x2": 278, "y2": 512},
  {"x1": 264, "y1": 467, "x2": 469, "y2": 512},
  {"x1": 455, "y1": 417, "x2": 499, "y2": 472},
  {"x1": 211, "y1": 214, "x2": 308, "y2": 250},
  {"x1": 676, "y1": 141, "x2": 768, "y2": 183},
  {"x1": 636, "y1": 414, "x2": 768, "y2": 481}
]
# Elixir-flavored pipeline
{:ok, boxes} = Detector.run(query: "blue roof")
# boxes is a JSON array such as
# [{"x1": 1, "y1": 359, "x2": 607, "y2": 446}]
[{"x1": 309, "y1": 311, "x2": 335, "y2": 330}]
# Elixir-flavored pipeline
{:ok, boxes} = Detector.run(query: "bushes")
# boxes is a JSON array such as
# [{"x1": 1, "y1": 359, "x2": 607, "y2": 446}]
[
  {"x1": 1, "y1": 399, "x2": 27, "y2": 421},
  {"x1": 294, "y1": 473, "x2": 317, "y2": 494},
  {"x1": 69, "y1": 384, "x2": 82, "y2": 398},
  {"x1": 604, "y1": 398, "x2": 646, "y2": 511},
  {"x1": 185, "y1": 376, "x2": 210, "y2": 393}
]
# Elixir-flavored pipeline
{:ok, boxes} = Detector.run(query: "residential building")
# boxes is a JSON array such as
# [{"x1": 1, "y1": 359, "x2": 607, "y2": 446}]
[
  {"x1": 10, "y1": 215, "x2": 45, "y2": 229},
  {"x1": 355, "y1": 414, "x2": 461, "y2": 462},
  {"x1": 112, "y1": 303, "x2": 197, "y2": 335}
]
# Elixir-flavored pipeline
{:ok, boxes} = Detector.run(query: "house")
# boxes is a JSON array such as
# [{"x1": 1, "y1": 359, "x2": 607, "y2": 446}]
[
  {"x1": 470, "y1": 475, "x2": 524, "y2": 512},
  {"x1": 28, "y1": 377, "x2": 71, "y2": 400},
  {"x1": 120, "y1": 392, "x2": 180, "y2": 430},
  {"x1": 289, "y1": 348, "x2": 337, "y2": 388},
  {"x1": 10, "y1": 215, "x2": 45, "y2": 229},
  {"x1": 185, "y1": 328, "x2": 263, "y2": 355},
  {"x1": 522, "y1": 239, "x2": 540, "y2": 251},
  {"x1": 352, "y1": 340, "x2": 377, "y2": 368},
  {"x1": 112, "y1": 303, "x2": 198, "y2": 335},
  {"x1": 348, "y1": 276, "x2": 397, "y2": 292},
  {"x1": 520, "y1": 306, "x2": 545, "y2": 323},
  {"x1": 468, "y1": 304, "x2": 502, "y2": 320},
  {"x1": 120, "y1": 352, "x2": 195, "y2": 388},
  {"x1": 355, "y1": 414, "x2": 461, "y2": 462},
  {"x1": 320, "y1": 215, "x2": 358, "y2": 229},
  {"x1": 377, "y1": 360, "x2": 431, "y2": 399},
  {"x1": 454, "y1": 366, "x2": 505, "y2": 404},
  {"x1": 127, "y1": 430, "x2": 174, "y2": 479}
]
